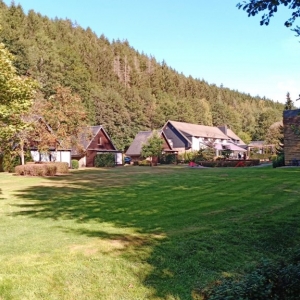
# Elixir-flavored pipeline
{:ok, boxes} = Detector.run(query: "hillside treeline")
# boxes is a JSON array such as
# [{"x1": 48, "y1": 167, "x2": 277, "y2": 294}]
[{"x1": 0, "y1": 1, "x2": 284, "y2": 149}]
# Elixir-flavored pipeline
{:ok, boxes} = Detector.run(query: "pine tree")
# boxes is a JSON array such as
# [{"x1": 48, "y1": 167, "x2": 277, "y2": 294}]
[{"x1": 284, "y1": 92, "x2": 294, "y2": 110}]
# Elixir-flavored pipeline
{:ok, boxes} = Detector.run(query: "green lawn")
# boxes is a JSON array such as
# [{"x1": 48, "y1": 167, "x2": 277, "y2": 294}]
[{"x1": 0, "y1": 165, "x2": 299, "y2": 300}]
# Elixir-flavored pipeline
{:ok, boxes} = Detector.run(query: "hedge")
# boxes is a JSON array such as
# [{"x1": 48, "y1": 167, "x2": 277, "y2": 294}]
[
  {"x1": 50, "y1": 162, "x2": 69, "y2": 174},
  {"x1": 71, "y1": 159, "x2": 79, "y2": 169},
  {"x1": 15, "y1": 164, "x2": 57, "y2": 176},
  {"x1": 138, "y1": 159, "x2": 151, "y2": 166},
  {"x1": 94, "y1": 153, "x2": 115, "y2": 167},
  {"x1": 198, "y1": 160, "x2": 260, "y2": 168},
  {"x1": 200, "y1": 254, "x2": 300, "y2": 300}
]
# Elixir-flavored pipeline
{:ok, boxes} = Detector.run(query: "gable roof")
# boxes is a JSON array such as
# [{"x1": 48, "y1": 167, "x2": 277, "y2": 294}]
[
  {"x1": 226, "y1": 128, "x2": 245, "y2": 145},
  {"x1": 165, "y1": 120, "x2": 229, "y2": 140},
  {"x1": 72, "y1": 125, "x2": 117, "y2": 155},
  {"x1": 126, "y1": 130, "x2": 172, "y2": 156}
]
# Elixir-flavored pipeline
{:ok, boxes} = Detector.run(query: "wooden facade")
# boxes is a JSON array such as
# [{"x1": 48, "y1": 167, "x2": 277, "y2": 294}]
[
  {"x1": 72, "y1": 125, "x2": 121, "y2": 167},
  {"x1": 283, "y1": 109, "x2": 300, "y2": 165}
]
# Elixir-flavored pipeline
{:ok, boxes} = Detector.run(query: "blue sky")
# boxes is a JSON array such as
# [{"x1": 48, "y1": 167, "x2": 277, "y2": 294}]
[{"x1": 4, "y1": 0, "x2": 300, "y2": 104}]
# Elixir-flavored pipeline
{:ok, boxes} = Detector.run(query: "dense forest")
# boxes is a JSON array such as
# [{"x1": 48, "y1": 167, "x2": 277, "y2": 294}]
[{"x1": 0, "y1": 1, "x2": 285, "y2": 150}]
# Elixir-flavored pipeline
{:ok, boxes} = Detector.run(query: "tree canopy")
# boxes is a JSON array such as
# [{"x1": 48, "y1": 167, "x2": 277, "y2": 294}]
[
  {"x1": 237, "y1": 0, "x2": 300, "y2": 35},
  {"x1": 33, "y1": 86, "x2": 88, "y2": 153},
  {"x1": 141, "y1": 131, "x2": 163, "y2": 166},
  {"x1": 0, "y1": 42, "x2": 36, "y2": 147}
]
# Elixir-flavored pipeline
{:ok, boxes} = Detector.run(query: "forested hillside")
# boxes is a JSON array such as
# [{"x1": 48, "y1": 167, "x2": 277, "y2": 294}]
[{"x1": 0, "y1": 1, "x2": 284, "y2": 149}]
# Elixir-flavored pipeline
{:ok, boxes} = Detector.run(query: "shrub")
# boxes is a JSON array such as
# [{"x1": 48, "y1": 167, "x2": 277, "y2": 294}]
[
  {"x1": 272, "y1": 155, "x2": 285, "y2": 168},
  {"x1": 200, "y1": 256, "x2": 300, "y2": 300},
  {"x1": 160, "y1": 153, "x2": 176, "y2": 164},
  {"x1": 3, "y1": 153, "x2": 20, "y2": 172},
  {"x1": 15, "y1": 164, "x2": 57, "y2": 176},
  {"x1": 94, "y1": 153, "x2": 115, "y2": 167},
  {"x1": 51, "y1": 162, "x2": 69, "y2": 173},
  {"x1": 71, "y1": 159, "x2": 79, "y2": 169},
  {"x1": 251, "y1": 153, "x2": 273, "y2": 160},
  {"x1": 198, "y1": 160, "x2": 260, "y2": 168},
  {"x1": 138, "y1": 159, "x2": 151, "y2": 166}
]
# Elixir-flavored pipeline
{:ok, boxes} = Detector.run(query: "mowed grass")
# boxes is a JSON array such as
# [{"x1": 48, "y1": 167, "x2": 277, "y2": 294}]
[{"x1": 0, "y1": 165, "x2": 300, "y2": 299}]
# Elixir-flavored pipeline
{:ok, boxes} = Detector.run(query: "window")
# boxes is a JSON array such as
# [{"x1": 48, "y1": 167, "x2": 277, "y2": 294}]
[{"x1": 98, "y1": 137, "x2": 102, "y2": 145}]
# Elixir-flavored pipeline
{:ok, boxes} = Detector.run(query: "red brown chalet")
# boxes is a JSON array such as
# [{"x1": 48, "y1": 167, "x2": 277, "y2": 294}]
[{"x1": 71, "y1": 125, "x2": 122, "y2": 167}]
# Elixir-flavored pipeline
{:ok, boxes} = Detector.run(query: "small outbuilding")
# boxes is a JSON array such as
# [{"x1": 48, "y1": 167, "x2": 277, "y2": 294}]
[
  {"x1": 126, "y1": 130, "x2": 176, "y2": 164},
  {"x1": 71, "y1": 125, "x2": 122, "y2": 167}
]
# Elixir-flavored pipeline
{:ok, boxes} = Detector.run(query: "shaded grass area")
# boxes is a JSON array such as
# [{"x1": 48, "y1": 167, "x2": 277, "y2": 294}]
[{"x1": 1, "y1": 166, "x2": 300, "y2": 299}]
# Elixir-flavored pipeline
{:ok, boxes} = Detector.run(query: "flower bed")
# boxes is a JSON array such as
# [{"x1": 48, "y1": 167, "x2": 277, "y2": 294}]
[{"x1": 198, "y1": 159, "x2": 260, "y2": 167}]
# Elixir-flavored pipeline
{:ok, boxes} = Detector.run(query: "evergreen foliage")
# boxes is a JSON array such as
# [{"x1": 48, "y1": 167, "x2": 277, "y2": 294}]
[
  {"x1": 71, "y1": 159, "x2": 79, "y2": 169},
  {"x1": 0, "y1": 1, "x2": 285, "y2": 150},
  {"x1": 284, "y1": 92, "x2": 294, "y2": 110},
  {"x1": 94, "y1": 153, "x2": 115, "y2": 167}
]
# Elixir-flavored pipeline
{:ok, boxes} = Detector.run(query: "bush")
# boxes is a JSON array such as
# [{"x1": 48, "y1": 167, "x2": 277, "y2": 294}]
[
  {"x1": 3, "y1": 153, "x2": 20, "y2": 172},
  {"x1": 71, "y1": 159, "x2": 79, "y2": 169},
  {"x1": 177, "y1": 151, "x2": 199, "y2": 163},
  {"x1": 138, "y1": 159, "x2": 151, "y2": 166},
  {"x1": 200, "y1": 256, "x2": 300, "y2": 300},
  {"x1": 198, "y1": 160, "x2": 260, "y2": 168},
  {"x1": 15, "y1": 164, "x2": 57, "y2": 176},
  {"x1": 51, "y1": 162, "x2": 69, "y2": 173},
  {"x1": 94, "y1": 153, "x2": 115, "y2": 167},
  {"x1": 272, "y1": 155, "x2": 285, "y2": 168},
  {"x1": 160, "y1": 153, "x2": 176, "y2": 164},
  {"x1": 251, "y1": 153, "x2": 273, "y2": 160}
]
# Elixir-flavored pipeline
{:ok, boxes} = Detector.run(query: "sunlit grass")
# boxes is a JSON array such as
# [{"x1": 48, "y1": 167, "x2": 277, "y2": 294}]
[{"x1": 0, "y1": 165, "x2": 300, "y2": 299}]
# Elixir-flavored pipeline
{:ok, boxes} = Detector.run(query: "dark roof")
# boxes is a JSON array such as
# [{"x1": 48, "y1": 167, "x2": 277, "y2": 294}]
[
  {"x1": 226, "y1": 128, "x2": 245, "y2": 145},
  {"x1": 126, "y1": 131, "x2": 154, "y2": 156},
  {"x1": 126, "y1": 130, "x2": 172, "y2": 156},
  {"x1": 283, "y1": 109, "x2": 300, "y2": 118},
  {"x1": 71, "y1": 125, "x2": 117, "y2": 155}
]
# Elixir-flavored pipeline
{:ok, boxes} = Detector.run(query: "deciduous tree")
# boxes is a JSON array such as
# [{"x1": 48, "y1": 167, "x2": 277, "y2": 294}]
[
  {"x1": 0, "y1": 42, "x2": 36, "y2": 149},
  {"x1": 237, "y1": 0, "x2": 300, "y2": 35},
  {"x1": 34, "y1": 86, "x2": 88, "y2": 156},
  {"x1": 141, "y1": 131, "x2": 163, "y2": 166}
]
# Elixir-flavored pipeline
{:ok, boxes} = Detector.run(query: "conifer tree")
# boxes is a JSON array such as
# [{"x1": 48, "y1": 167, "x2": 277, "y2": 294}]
[{"x1": 284, "y1": 92, "x2": 294, "y2": 110}]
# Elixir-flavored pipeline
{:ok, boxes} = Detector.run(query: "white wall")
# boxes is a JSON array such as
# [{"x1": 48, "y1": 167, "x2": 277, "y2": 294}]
[
  {"x1": 78, "y1": 156, "x2": 86, "y2": 168},
  {"x1": 30, "y1": 150, "x2": 40, "y2": 162},
  {"x1": 115, "y1": 153, "x2": 123, "y2": 165},
  {"x1": 192, "y1": 137, "x2": 201, "y2": 151},
  {"x1": 58, "y1": 151, "x2": 71, "y2": 167},
  {"x1": 30, "y1": 150, "x2": 71, "y2": 167}
]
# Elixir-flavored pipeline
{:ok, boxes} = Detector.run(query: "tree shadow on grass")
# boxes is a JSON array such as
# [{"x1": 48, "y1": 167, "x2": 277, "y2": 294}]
[{"x1": 9, "y1": 167, "x2": 300, "y2": 299}]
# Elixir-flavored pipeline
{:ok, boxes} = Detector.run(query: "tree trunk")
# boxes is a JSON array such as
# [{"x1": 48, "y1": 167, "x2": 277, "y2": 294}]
[{"x1": 20, "y1": 141, "x2": 25, "y2": 165}]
